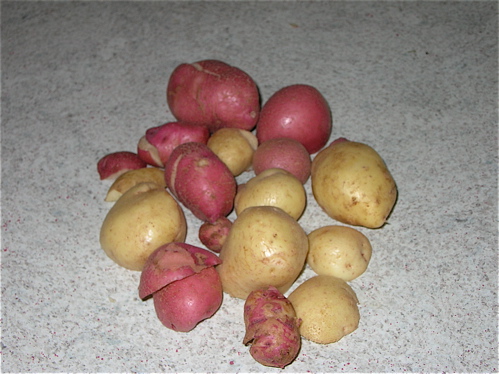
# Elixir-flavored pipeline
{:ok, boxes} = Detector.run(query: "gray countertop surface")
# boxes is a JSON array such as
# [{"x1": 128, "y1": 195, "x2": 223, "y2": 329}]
[{"x1": 1, "y1": 1, "x2": 497, "y2": 373}]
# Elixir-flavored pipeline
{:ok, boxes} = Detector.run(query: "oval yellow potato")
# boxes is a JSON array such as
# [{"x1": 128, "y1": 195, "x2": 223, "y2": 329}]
[
  {"x1": 307, "y1": 225, "x2": 372, "y2": 281},
  {"x1": 104, "y1": 167, "x2": 166, "y2": 202},
  {"x1": 100, "y1": 182, "x2": 187, "y2": 271},
  {"x1": 311, "y1": 140, "x2": 397, "y2": 228},
  {"x1": 207, "y1": 128, "x2": 258, "y2": 176},
  {"x1": 234, "y1": 168, "x2": 306, "y2": 220},
  {"x1": 217, "y1": 206, "x2": 309, "y2": 299},
  {"x1": 288, "y1": 275, "x2": 360, "y2": 344}
]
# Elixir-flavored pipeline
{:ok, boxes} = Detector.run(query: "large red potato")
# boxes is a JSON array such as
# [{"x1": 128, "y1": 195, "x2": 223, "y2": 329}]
[
  {"x1": 167, "y1": 60, "x2": 260, "y2": 133},
  {"x1": 164, "y1": 142, "x2": 237, "y2": 223},
  {"x1": 256, "y1": 84, "x2": 332, "y2": 154}
]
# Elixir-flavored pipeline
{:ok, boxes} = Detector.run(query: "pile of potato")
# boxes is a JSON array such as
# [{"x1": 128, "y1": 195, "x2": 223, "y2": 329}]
[{"x1": 96, "y1": 59, "x2": 398, "y2": 368}]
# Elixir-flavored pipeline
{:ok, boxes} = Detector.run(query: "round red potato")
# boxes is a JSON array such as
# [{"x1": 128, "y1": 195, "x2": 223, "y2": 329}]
[
  {"x1": 167, "y1": 60, "x2": 260, "y2": 133},
  {"x1": 252, "y1": 138, "x2": 311, "y2": 184},
  {"x1": 256, "y1": 84, "x2": 332, "y2": 154}
]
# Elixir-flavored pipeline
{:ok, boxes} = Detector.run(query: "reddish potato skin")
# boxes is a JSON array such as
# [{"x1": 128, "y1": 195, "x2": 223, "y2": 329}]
[
  {"x1": 243, "y1": 286, "x2": 301, "y2": 369},
  {"x1": 256, "y1": 84, "x2": 332, "y2": 154},
  {"x1": 97, "y1": 151, "x2": 147, "y2": 180},
  {"x1": 164, "y1": 142, "x2": 237, "y2": 223},
  {"x1": 198, "y1": 217, "x2": 233, "y2": 253},
  {"x1": 153, "y1": 267, "x2": 223, "y2": 332},
  {"x1": 143, "y1": 122, "x2": 210, "y2": 167},
  {"x1": 252, "y1": 138, "x2": 311, "y2": 184},
  {"x1": 167, "y1": 60, "x2": 260, "y2": 133}
]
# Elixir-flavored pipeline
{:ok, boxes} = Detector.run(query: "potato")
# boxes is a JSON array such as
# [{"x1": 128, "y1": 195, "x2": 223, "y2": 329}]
[
  {"x1": 164, "y1": 142, "x2": 237, "y2": 223},
  {"x1": 243, "y1": 286, "x2": 301, "y2": 368},
  {"x1": 311, "y1": 138, "x2": 397, "y2": 228},
  {"x1": 288, "y1": 275, "x2": 360, "y2": 344},
  {"x1": 207, "y1": 128, "x2": 258, "y2": 176},
  {"x1": 104, "y1": 167, "x2": 165, "y2": 202},
  {"x1": 217, "y1": 206, "x2": 309, "y2": 299},
  {"x1": 97, "y1": 151, "x2": 147, "y2": 180},
  {"x1": 234, "y1": 168, "x2": 306, "y2": 220},
  {"x1": 256, "y1": 84, "x2": 332, "y2": 154},
  {"x1": 99, "y1": 182, "x2": 187, "y2": 271},
  {"x1": 307, "y1": 225, "x2": 372, "y2": 281},
  {"x1": 252, "y1": 138, "x2": 311, "y2": 184},
  {"x1": 198, "y1": 216, "x2": 232, "y2": 253},
  {"x1": 167, "y1": 60, "x2": 260, "y2": 133}
]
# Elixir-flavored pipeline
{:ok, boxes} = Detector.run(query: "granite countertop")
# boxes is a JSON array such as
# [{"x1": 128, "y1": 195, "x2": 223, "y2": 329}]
[{"x1": 1, "y1": 2, "x2": 497, "y2": 373}]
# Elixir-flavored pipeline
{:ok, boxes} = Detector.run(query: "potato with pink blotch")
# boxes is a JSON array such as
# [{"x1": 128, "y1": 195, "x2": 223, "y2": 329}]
[
  {"x1": 167, "y1": 60, "x2": 260, "y2": 133},
  {"x1": 256, "y1": 84, "x2": 332, "y2": 154}
]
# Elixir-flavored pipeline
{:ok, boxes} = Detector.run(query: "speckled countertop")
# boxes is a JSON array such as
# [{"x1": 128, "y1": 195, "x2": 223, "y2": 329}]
[{"x1": 1, "y1": 1, "x2": 497, "y2": 373}]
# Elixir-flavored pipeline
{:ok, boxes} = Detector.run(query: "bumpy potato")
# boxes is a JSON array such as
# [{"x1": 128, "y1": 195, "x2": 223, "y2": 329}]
[
  {"x1": 100, "y1": 183, "x2": 187, "y2": 271},
  {"x1": 307, "y1": 225, "x2": 372, "y2": 281},
  {"x1": 288, "y1": 275, "x2": 360, "y2": 344},
  {"x1": 217, "y1": 206, "x2": 309, "y2": 299},
  {"x1": 234, "y1": 168, "x2": 306, "y2": 220},
  {"x1": 311, "y1": 139, "x2": 397, "y2": 228}
]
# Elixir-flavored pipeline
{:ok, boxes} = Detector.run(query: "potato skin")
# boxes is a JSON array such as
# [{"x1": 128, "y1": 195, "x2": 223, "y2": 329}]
[
  {"x1": 217, "y1": 206, "x2": 309, "y2": 299},
  {"x1": 256, "y1": 84, "x2": 332, "y2": 154},
  {"x1": 288, "y1": 275, "x2": 360, "y2": 344},
  {"x1": 311, "y1": 140, "x2": 397, "y2": 228},
  {"x1": 167, "y1": 60, "x2": 260, "y2": 133},
  {"x1": 100, "y1": 183, "x2": 187, "y2": 271},
  {"x1": 307, "y1": 225, "x2": 372, "y2": 281}
]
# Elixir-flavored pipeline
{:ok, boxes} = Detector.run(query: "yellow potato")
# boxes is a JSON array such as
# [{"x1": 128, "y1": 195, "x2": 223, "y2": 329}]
[
  {"x1": 311, "y1": 140, "x2": 397, "y2": 228},
  {"x1": 288, "y1": 275, "x2": 359, "y2": 344},
  {"x1": 104, "y1": 167, "x2": 166, "y2": 202},
  {"x1": 217, "y1": 206, "x2": 309, "y2": 299},
  {"x1": 100, "y1": 182, "x2": 186, "y2": 271},
  {"x1": 307, "y1": 225, "x2": 372, "y2": 281},
  {"x1": 234, "y1": 168, "x2": 306, "y2": 220},
  {"x1": 207, "y1": 128, "x2": 258, "y2": 176}
]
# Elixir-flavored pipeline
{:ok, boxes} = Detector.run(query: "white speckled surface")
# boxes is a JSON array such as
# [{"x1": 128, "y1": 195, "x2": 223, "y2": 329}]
[{"x1": 1, "y1": 1, "x2": 497, "y2": 372}]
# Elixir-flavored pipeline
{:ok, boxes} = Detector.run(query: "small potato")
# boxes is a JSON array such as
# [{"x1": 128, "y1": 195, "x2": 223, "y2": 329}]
[
  {"x1": 207, "y1": 128, "x2": 258, "y2": 176},
  {"x1": 288, "y1": 275, "x2": 360, "y2": 344},
  {"x1": 252, "y1": 138, "x2": 311, "y2": 184},
  {"x1": 100, "y1": 182, "x2": 187, "y2": 271},
  {"x1": 217, "y1": 206, "x2": 309, "y2": 299},
  {"x1": 311, "y1": 138, "x2": 397, "y2": 228},
  {"x1": 234, "y1": 168, "x2": 306, "y2": 220},
  {"x1": 307, "y1": 225, "x2": 372, "y2": 281},
  {"x1": 104, "y1": 167, "x2": 166, "y2": 202}
]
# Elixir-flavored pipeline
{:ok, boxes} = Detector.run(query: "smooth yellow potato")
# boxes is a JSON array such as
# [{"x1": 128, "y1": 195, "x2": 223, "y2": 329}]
[
  {"x1": 104, "y1": 167, "x2": 166, "y2": 202},
  {"x1": 100, "y1": 182, "x2": 186, "y2": 271},
  {"x1": 207, "y1": 128, "x2": 258, "y2": 176},
  {"x1": 234, "y1": 168, "x2": 306, "y2": 220},
  {"x1": 217, "y1": 206, "x2": 309, "y2": 299},
  {"x1": 288, "y1": 275, "x2": 359, "y2": 344},
  {"x1": 311, "y1": 140, "x2": 397, "y2": 228},
  {"x1": 307, "y1": 225, "x2": 372, "y2": 281}
]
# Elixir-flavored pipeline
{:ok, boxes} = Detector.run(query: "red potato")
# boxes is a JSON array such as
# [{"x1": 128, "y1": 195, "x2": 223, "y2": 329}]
[
  {"x1": 139, "y1": 243, "x2": 223, "y2": 332},
  {"x1": 137, "y1": 122, "x2": 210, "y2": 167},
  {"x1": 243, "y1": 286, "x2": 301, "y2": 369},
  {"x1": 167, "y1": 60, "x2": 260, "y2": 133},
  {"x1": 256, "y1": 84, "x2": 332, "y2": 154},
  {"x1": 139, "y1": 242, "x2": 222, "y2": 300},
  {"x1": 153, "y1": 267, "x2": 223, "y2": 332},
  {"x1": 97, "y1": 151, "x2": 147, "y2": 180},
  {"x1": 198, "y1": 216, "x2": 233, "y2": 253},
  {"x1": 252, "y1": 138, "x2": 311, "y2": 184},
  {"x1": 164, "y1": 142, "x2": 237, "y2": 223}
]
